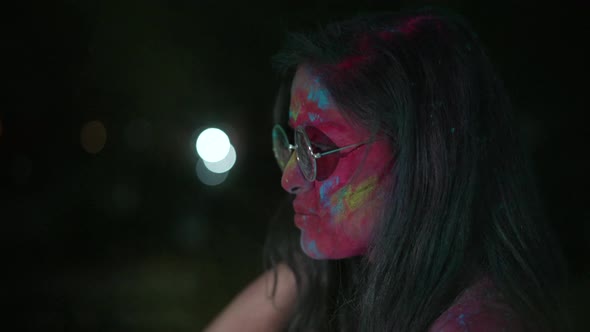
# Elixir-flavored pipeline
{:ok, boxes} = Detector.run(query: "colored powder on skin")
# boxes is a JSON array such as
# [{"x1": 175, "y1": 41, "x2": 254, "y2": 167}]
[
  {"x1": 283, "y1": 154, "x2": 298, "y2": 175},
  {"x1": 344, "y1": 176, "x2": 378, "y2": 211},
  {"x1": 306, "y1": 240, "x2": 324, "y2": 258},
  {"x1": 331, "y1": 197, "x2": 346, "y2": 222},
  {"x1": 319, "y1": 176, "x2": 340, "y2": 206},
  {"x1": 290, "y1": 89, "x2": 310, "y2": 122},
  {"x1": 457, "y1": 313, "x2": 467, "y2": 327},
  {"x1": 328, "y1": 176, "x2": 378, "y2": 224},
  {"x1": 289, "y1": 102, "x2": 301, "y2": 122},
  {"x1": 308, "y1": 113, "x2": 320, "y2": 122},
  {"x1": 307, "y1": 82, "x2": 331, "y2": 110},
  {"x1": 292, "y1": 86, "x2": 332, "y2": 122},
  {"x1": 329, "y1": 186, "x2": 348, "y2": 223}
]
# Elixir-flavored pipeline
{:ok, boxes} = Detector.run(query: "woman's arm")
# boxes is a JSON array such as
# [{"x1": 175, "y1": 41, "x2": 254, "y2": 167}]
[{"x1": 203, "y1": 263, "x2": 297, "y2": 332}]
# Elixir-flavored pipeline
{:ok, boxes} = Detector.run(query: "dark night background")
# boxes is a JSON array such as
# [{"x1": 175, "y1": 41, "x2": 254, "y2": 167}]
[{"x1": 2, "y1": 0, "x2": 588, "y2": 331}]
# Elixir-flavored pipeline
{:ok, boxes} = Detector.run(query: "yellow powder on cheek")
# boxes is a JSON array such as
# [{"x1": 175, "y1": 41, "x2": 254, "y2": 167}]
[
  {"x1": 329, "y1": 186, "x2": 348, "y2": 224},
  {"x1": 328, "y1": 176, "x2": 379, "y2": 224},
  {"x1": 345, "y1": 176, "x2": 378, "y2": 210}
]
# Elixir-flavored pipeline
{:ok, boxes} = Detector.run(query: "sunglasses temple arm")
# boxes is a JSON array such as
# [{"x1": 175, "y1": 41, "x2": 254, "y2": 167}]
[{"x1": 314, "y1": 142, "x2": 366, "y2": 158}]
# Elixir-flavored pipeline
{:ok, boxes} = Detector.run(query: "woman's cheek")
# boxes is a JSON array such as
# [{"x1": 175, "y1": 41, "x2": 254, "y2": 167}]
[
  {"x1": 325, "y1": 175, "x2": 379, "y2": 225},
  {"x1": 318, "y1": 176, "x2": 341, "y2": 209}
]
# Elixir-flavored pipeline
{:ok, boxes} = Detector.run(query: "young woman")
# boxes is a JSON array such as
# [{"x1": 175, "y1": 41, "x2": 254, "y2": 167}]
[{"x1": 205, "y1": 7, "x2": 569, "y2": 332}]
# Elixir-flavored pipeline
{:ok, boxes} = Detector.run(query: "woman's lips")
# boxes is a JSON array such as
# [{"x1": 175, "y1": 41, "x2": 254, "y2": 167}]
[
  {"x1": 294, "y1": 213, "x2": 319, "y2": 228},
  {"x1": 293, "y1": 198, "x2": 319, "y2": 228}
]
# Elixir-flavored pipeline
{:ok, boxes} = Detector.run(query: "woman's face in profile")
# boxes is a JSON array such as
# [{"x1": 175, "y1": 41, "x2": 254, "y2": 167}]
[{"x1": 281, "y1": 65, "x2": 396, "y2": 259}]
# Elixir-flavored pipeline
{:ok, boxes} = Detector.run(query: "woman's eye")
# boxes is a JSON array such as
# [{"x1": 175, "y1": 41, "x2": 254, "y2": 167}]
[{"x1": 305, "y1": 126, "x2": 338, "y2": 152}]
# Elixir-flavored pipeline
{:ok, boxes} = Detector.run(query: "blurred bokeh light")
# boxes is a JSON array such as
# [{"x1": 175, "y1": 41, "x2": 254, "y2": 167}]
[
  {"x1": 80, "y1": 120, "x2": 107, "y2": 154},
  {"x1": 196, "y1": 158, "x2": 229, "y2": 186},
  {"x1": 195, "y1": 128, "x2": 230, "y2": 162},
  {"x1": 203, "y1": 144, "x2": 236, "y2": 173}
]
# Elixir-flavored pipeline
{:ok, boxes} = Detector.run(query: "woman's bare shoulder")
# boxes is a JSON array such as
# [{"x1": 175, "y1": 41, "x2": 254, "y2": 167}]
[{"x1": 429, "y1": 278, "x2": 525, "y2": 332}]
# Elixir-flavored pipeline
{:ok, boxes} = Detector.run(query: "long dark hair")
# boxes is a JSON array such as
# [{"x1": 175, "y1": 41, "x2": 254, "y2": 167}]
[{"x1": 265, "y1": 7, "x2": 568, "y2": 332}]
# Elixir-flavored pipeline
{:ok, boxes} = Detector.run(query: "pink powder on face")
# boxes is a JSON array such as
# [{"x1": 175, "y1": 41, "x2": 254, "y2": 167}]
[
  {"x1": 282, "y1": 65, "x2": 396, "y2": 259},
  {"x1": 290, "y1": 90, "x2": 323, "y2": 123}
]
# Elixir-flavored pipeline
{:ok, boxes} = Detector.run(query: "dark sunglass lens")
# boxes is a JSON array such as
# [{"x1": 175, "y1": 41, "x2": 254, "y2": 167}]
[
  {"x1": 303, "y1": 126, "x2": 339, "y2": 181},
  {"x1": 295, "y1": 129, "x2": 316, "y2": 181}
]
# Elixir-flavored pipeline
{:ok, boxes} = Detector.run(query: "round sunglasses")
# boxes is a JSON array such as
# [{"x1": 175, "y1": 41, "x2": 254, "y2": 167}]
[{"x1": 272, "y1": 124, "x2": 371, "y2": 182}]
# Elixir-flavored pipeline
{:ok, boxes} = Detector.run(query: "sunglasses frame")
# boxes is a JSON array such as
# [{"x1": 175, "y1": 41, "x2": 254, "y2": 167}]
[{"x1": 272, "y1": 124, "x2": 370, "y2": 182}]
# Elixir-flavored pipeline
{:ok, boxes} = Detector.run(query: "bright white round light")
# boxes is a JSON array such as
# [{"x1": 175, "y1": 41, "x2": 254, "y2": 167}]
[
  {"x1": 196, "y1": 128, "x2": 230, "y2": 162},
  {"x1": 196, "y1": 158, "x2": 229, "y2": 186},
  {"x1": 203, "y1": 144, "x2": 236, "y2": 173}
]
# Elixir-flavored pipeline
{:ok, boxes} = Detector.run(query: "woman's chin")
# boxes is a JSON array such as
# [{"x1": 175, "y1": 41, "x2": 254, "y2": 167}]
[{"x1": 299, "y1": 234, "x2": 365, "y2": 260}]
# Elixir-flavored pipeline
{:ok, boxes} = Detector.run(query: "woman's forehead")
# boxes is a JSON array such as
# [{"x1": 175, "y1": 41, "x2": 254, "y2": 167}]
[{"x1": 288, "y1": 66, "x2": 346, "y2": 128}]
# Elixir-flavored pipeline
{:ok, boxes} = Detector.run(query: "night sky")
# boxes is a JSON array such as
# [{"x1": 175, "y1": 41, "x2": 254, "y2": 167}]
[{"x1": 2, "y1": 0, "x2": 587, "y2": 331}]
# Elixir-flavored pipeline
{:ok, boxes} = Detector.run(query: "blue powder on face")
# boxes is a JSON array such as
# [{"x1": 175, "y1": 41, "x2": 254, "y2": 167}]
[
  {"x1": 457, "y1": 313, "x2": 467, "y2": 327},
  {"x1": 319, "y1": 177, "x2": 340, "y2": 206},
  {"x1": 306, "y1": 240, "x2": 324, "y2": 258},
  {"x1": 308, "y1": 113, "x2": 320, "y2": 122},
  {"x1": 329, "y1": 187, "x2": 347, "y2": 219},
  {"x1": 307, "y1": 80, "x2": 331, "y2": 110}
]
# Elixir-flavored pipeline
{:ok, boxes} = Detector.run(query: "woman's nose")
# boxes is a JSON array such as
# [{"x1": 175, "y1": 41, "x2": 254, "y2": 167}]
[{"x1": 281, "y1": 152, "x2": 312, "y2": 194}]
